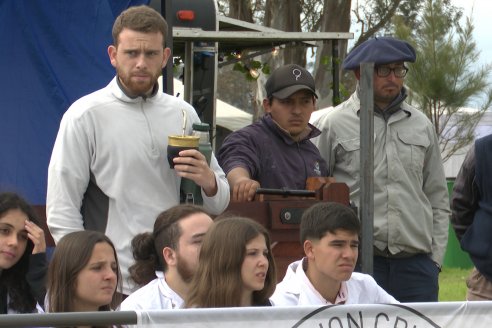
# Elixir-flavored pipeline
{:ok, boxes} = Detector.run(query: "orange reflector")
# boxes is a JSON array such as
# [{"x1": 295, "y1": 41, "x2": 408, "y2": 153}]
[{"x1": 176, "y1": 10, "x2": 195, "y2": 21}]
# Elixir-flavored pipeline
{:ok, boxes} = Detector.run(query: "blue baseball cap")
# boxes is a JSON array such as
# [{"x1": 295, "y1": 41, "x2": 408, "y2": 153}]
[{"x1": 342, "y1": 37, "x2": 416, "y2": 70}]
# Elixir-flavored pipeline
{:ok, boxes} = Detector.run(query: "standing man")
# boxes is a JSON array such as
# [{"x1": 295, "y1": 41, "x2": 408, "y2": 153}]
[
  {"x1": 270, "y1": 202, "x2": 397, "y2": 305},
  {"x1": 451, "y1": 134, "x2": 492, "y2": 300},
  {"x1": 120, "y1": 205, "x2": 213, "y2": 310},
  {"x1": 218, "y1": 64, "x2": 328, "y2": 202},
  {"x1": 312, "y1": 37, "x2": 450, "y2": 302},
  {"x1": 46, "y1": 5, "x2": 229, "y2": 295}
]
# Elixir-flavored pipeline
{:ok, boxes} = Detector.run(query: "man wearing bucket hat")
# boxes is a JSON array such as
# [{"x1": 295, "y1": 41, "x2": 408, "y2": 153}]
[
  {"x1": 312, "y1": 37, "x2": 450, "y2": 302},
  {"x1": 218, "y1": 64, "x2": 328, "y2": 202}
]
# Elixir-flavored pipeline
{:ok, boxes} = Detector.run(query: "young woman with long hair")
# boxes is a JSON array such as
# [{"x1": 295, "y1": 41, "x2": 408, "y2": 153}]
[
  {"x1": 0, "y1": 192, "x2": 46, "y2": 313},
  {"x1": 46, "y1": 230, "x2": 122, "y2": 327},
  {"x1": 186, "y1": 216, "x2": 276, "y2": 307}
]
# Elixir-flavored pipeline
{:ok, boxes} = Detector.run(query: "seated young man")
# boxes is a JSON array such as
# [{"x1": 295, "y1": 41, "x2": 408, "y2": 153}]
[
  {"x1": 270, "y1": 202, "x2": 398, "y2": 305},
  {"x1": 119, "y1": 205, "x2": 213, "y2": 310}
]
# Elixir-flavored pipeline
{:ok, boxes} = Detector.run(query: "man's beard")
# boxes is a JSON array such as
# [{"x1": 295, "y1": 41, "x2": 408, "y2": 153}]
[
  {"x1": 374, "y1": 83, "x2": 401, "y2": 108},
  {"x1": 176, "y1": 252, "x2": 194, "y2": 283},
  {"x1": 117, "y1": 68, "x2": 160, "y2": 97}
]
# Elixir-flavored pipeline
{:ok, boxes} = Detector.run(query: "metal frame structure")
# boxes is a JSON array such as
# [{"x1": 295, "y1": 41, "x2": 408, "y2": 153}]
[
  {"x1": 2, "y1": 302, "x2": 492, "y2": 327},
  {"x1": 172, "y1": 25, "x2": 352, "y2": 130},
  {"x1": 152, "y1": 0, "x2": 354, "y2": 135},
  {"x1": 359, "y1": 63, "x2": 375, "y2": 274}
]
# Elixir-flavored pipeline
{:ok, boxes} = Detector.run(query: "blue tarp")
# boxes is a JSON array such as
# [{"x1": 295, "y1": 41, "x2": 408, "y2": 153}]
[{"x1": 0, "y1": 0, "x2": 148, "y2": 204}]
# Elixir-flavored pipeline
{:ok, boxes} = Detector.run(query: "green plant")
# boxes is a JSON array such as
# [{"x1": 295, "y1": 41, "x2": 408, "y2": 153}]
[
  {"x1": 438, "y1": 267, "x2": 471, "y2": 301},
  {"x1": 233, "y1": 60, "x2": 270, "y2": 81}
]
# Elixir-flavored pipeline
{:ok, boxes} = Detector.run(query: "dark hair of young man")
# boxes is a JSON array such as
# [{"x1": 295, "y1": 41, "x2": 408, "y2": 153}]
[{"x1": 300, "y1": 202, "x2": 360, "y2": 244}]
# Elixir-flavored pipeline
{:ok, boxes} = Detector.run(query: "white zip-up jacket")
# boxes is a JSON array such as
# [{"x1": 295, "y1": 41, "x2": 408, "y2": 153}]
[
  {"x1": 47, "y1": 77, "x2": 229, "y2": 294},
  {"x1": 270, "y1": 260, "x2": 398, "y2": 305}
]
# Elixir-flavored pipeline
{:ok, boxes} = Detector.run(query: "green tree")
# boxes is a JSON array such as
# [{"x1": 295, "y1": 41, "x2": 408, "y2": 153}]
[{"x1": 395, "y1": 0, "x2": 492, "y2": 161}]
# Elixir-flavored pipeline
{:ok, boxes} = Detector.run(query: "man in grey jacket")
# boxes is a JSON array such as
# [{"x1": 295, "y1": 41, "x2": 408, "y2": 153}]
[{"x1": 312, "y1": 37, "x2": 450, "y2": 302}]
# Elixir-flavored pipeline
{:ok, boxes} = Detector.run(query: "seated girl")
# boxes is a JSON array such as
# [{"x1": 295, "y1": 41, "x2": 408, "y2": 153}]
[
  {"x1": 46, "y1": 230, "x2": 121, "y2": 319},
  {"x1": 0, "y1": 192, "x2": 46, "y2": 313},
  {"x1": 185, "y1": 216, "x2": 276, "y2": 307}
]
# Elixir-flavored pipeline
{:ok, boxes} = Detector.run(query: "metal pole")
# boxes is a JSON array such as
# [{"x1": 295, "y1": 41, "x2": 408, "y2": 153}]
[
  {"x1": 162, "y1": 0, "x2": 173, "y2": 95},
  {"x1": 332, "y1": 39, "x2": 340, "y2": 105},
  {"x1": 359, "y1": 62, "x2": 374, "y2": 275},
  {"x1": 184, "y1": 41, "x2": 193, "y2": 104},
  {"x1": 0, "y1": 311, "x2": 137, "y2": 328}
]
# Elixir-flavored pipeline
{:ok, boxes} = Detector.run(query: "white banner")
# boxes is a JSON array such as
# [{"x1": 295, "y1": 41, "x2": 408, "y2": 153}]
[{"x1": 136, "y1": 301, "x2": 492, "y2": 327}]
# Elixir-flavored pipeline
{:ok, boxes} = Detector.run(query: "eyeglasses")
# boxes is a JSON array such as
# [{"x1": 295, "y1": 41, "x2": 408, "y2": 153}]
[{"x1": 375, "y1": 66, "x2": 408, "y2": 78}]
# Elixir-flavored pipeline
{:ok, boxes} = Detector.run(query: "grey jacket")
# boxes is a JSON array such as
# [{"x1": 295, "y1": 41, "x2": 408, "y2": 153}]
[{"x1": 312, "y1": 91, "x2": 450, "y2": 264}]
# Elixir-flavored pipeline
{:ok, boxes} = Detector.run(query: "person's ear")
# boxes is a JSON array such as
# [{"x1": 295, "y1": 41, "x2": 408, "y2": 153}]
[
  {"x1": 263, "y1": 98, "x2": 272, "y2": 113},
  {"x1": 304, "y1": 239, "x2": 314, "y2": 259},
  {"x1": 108, "y1": 45, "x2": 117, "y2": 68},
  {"x1": 162, "y1": 47, "x2": 172, "y2": 68},
  {"x1": 163, "y1": 247, "x2": 176, "y2": 266}
]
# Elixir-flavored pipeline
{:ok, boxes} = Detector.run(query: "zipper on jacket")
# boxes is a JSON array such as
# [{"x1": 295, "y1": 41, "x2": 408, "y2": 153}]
[
  {"x1": 140, "y1": 101, "x2": 158, "y2": 155},
  {"x1": 296, "y1": 142, "x2": 308, "y2": 189}
]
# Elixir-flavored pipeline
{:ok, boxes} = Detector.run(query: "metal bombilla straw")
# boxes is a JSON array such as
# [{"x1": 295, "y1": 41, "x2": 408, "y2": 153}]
[
  {"x1": 179, "y1": 108, "x2": 195, "y2": 204},
  {"x1": 181, "y1": 108, "x2": 187, "y2": 136}
]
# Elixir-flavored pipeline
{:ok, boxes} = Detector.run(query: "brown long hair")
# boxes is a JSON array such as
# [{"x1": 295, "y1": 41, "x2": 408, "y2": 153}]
[
  {"x1": 47, "y1": 231, "x2": 122, "y2": 314},
  {"x1": 186, "y1": 217, "x2": 276, "y2": 307}
]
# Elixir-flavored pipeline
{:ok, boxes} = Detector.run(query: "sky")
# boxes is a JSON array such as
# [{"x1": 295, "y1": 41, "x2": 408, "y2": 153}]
[
  {"x1": 451, "y1": 0, "x2": 492, "y2": 106},
  {"x1": 452, "y1": 0, "x2": 492, "y2": 59},
  {"x1": 453, "y1": 0, "x2": 492, "y2": 69},
  {"x1": 452, "y1": 0, "x2": 492, "y2": 107}
]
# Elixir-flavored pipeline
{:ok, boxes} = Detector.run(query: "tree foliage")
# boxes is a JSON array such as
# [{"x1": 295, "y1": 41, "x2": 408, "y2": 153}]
[
  {"x1": 352, "y1": 0, "x2": 424, "y2": 43},
  {"x1": 395, "y1": 0, "x2": 492, "y2": 161}
]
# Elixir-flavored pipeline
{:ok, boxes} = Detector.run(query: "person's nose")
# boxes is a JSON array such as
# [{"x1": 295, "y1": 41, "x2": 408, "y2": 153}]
[
  {"x1": 135, "y1": 54, "x2": 147, "y2": 69},
  {"x1": 258, "y1": 254, "x2": 269, "y2": 268},
  {"x1": 386, "y1": 71, "x2": 399, "y2": 81},
  {"x1": 104, "y1": 267, "x2": 117, "y2": 281},
  {"x1": 7, "y1": 234, "x2": 18, "y2": 247},
  {"x1": 341, "y1": 246, "x2": 356, "y2": 259},
  {"x1": 291, "y1": 101, "x2": 302, "y2": 114}
]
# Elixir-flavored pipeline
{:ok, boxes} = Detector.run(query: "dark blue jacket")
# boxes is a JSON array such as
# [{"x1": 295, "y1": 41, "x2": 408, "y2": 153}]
[
  {"x1": 217, "y1": 114, "x2": 328, "y2": 190},
  {"x1": 460, "y1": 134, "x2": 492, "y2": 281}
]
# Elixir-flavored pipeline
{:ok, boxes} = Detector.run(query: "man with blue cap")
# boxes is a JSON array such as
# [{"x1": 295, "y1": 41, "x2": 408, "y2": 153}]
[{"x1": 312, "y1": 37, "x2": 450, "y2": 302}]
